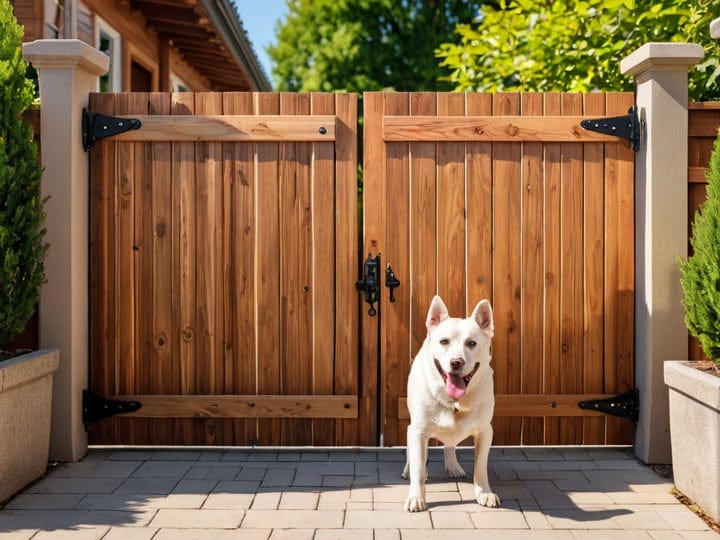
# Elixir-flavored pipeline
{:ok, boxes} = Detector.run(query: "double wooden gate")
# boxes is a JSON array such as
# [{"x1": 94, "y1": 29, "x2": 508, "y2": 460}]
[{"x1": 88, "y1": 91, "x2": 635, "y2": 446}]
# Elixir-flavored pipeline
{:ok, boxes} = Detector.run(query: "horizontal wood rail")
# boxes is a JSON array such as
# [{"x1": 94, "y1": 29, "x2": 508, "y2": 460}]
[
  {"x1": 383, "y1": 116, "x2": 628, "y2": 143},
  {"x1": 111, "y1": 395, "x2": 357, "y2": 419},
  {"x1": 104, "y1": 115, "x2": 337, "y2": 142},
  {"x1": 398, "y1": 395, "x2": 617, "y2": 419}
]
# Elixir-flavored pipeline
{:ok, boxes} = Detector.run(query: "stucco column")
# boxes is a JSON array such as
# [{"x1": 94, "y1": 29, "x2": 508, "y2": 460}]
[
  {"x1": 620, "y1": 43, "x2": 704, "y2": 464},
  {"x1": 22, "y1": 40, "x2": 108, "y2": 462}
]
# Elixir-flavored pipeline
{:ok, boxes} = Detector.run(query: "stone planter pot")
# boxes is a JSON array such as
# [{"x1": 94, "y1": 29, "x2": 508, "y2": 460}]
[
  {"x1": 664, "y1": 360, "x2": 720, "y2": 521},
  {"x1": 0, "y1": 348, "x2": 59, "y2": 503}
]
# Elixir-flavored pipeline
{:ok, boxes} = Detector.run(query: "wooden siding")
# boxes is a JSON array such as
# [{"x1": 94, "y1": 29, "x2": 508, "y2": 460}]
[
  {"x1": 687, "y1": 102, "x2": 720, "y2": 361},
  {"x1": 88, "y1": 92, "x2": 360, "y2": 445},
  {"x1": 363, "y1": 92, "x2": 636, "y2": 447}
]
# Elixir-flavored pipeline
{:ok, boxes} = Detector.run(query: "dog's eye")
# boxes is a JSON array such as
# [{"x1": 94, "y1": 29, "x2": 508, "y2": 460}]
[
  {"x1": 466, "y1": 340, "x2": 477, "y2": 348},
  {"x1": 439, "y1": 338, "x2": 450, "y2": 346}
]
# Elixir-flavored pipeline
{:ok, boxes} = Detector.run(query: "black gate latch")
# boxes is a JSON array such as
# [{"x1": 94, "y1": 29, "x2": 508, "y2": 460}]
[
  {"x1": 82, "y1": 390, "x2": 142, "y2": 429},
  {"x1": 82, "y1": 109, "x2": 142, "y2": 151},
  {"x1": 578, "y1": 389, "x2": 639, "y2": 423},
  {"x1": 580, "y1": 105, "x2": 640, "y2": 151},
  {"x1": 356, "y1": 253, "x2": 380, "y2": 316}
]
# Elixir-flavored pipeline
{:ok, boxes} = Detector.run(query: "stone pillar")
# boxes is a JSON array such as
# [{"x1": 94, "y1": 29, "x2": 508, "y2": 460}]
[
  {"x1": 22, "y1": 40, "x2": 109, "y2": 462},
  {"x1": 620, "y1": 43, "x2": 704, "y2": 464}
]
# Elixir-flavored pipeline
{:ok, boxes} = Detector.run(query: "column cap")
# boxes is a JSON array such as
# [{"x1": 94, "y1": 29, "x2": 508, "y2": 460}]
[
  {"x1": 620, "y1": 42, "x2": 704, "y2": 78},
  {"x1": 23, "y1": 39, "x2": 109, "y2": 76}
]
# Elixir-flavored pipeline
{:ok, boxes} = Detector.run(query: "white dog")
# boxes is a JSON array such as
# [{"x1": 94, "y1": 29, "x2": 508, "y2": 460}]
[{"x1": 402, "y1": 295, "x2": 500, "y2": 512}]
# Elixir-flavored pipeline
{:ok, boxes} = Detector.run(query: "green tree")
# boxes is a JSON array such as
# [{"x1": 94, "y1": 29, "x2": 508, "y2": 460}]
[
  {"x1": 0, "y1": 0, "x2": 46, "y2": 349},
  {"x1": 681, "y1": 131, "x2": 720, "y2": 368},
  {"x1": 269, "y1": 0, "x2": 484, "y2": 92},
  {"x1": 436, "y1": 0, "x2": 720, "y2": 101}
]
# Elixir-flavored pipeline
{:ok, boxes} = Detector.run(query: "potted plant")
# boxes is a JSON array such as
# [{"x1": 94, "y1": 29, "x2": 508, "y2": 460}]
[
  {"x1": 0, "y1": 0, "x2": 57, "y2": 504},
  {"x1": 667, "y1": 129, "x2": 720, "y2": 522}
]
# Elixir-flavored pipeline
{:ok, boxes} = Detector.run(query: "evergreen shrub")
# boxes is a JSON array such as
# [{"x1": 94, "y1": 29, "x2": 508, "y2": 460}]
[
  {"x1": 680, "y1": 130, "x2": 720, "y2": 369},
  {"x1": 0, "y1": 0, "x2": 46, "y2": 350}
]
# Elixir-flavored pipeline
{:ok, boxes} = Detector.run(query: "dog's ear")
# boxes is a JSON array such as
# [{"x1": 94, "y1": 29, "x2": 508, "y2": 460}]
[
  {"x1": 426, "y1": 295, "x2": 449, "y2": 332},
  {"x1": 472, "y1": 299, "x2": 494, "y2": 339}
]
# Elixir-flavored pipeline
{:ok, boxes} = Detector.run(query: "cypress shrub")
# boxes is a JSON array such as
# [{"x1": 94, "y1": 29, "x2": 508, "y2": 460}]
[
  {"x1": 0, "y1": 0, "x2": 46, "y2": 350},
  {"x1": 680, "y1": 130, "x2": 720, "y2": 369}
]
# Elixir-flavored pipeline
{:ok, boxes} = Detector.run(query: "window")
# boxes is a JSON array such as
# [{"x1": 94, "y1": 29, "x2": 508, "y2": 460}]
[{"x1": 95, "y1": 17, "x2": 121, "y2": 92}]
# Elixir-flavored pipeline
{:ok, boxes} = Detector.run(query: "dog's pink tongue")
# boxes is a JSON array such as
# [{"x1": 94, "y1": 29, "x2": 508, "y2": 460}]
[{"x1": 446, "y1": 374, "x2": 466, "y2": 400}]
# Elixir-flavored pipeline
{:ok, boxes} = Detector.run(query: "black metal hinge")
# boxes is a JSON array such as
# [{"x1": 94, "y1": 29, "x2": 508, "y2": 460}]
[
  {"x1": 580, "y1": 105, "x2": 640, "y2": 151},
  {"x1": 578, "y1": 389, "x2": 639, "y2": 423},
  {"x1": 82, "y1": 109, "x2": 142, "y2": 151},
  {"x1": 82, "y1": 390, "x2": 142, "y2": 429}
]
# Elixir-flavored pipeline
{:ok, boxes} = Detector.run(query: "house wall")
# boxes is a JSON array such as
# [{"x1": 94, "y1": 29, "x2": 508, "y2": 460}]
[{"x1": 14, "y1": 0, "x2": 212, "y2": 91}]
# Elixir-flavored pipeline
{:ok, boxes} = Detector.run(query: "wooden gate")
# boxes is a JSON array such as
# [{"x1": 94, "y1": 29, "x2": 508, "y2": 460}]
[
  {"x1": 362, "y1": 92, "x2": 635, "y2": 446},
  {"x1": 89, "y1": 90, "x2": 636, "y2": 447},
  {"x1": 88, "y1": 92, "x2": 366, "y2": 445}
]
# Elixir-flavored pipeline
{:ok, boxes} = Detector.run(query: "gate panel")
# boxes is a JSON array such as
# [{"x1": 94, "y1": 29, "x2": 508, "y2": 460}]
[
  {"x1": 88, "y1": 92, "x2": 360, "y2": 446},
  {"x1": 363, "y1": 91, "x2": 635, "y2": 446}
]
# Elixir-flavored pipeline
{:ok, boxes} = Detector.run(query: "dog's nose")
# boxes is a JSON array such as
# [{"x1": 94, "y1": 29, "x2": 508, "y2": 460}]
[{"x1": 450, "y1": 358, "x2": 465, "y2": 371}]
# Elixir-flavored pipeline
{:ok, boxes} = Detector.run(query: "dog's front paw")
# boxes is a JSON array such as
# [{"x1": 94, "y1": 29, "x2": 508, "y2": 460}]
[
  {"x1": 476, "y1": 492, "x2": 501, "y2": 508},
  {"x1": 445, "y1": 463, "x2": 466, "y2": 479},
  {"x1": 404, "y1": 496, "x2": 428, "y2": 512}
]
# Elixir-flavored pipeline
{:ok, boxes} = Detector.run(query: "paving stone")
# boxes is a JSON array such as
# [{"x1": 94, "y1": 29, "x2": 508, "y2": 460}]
[
  {"x1": 329, "y1": 452, "x2": 377, "y2": 462},
  {"x1": 220, "y1": 451, "x2": 252, "y2": 462},
  {"x1": 262, "y1": 469, "x2": 295, "y2": 487},
  {"x1": 183, "y1": 466, "x2": 211, "y2": 480},
  {"x1": 153, "y1": 528, "x2": 270, "y2": 539},
  {"x1": 150, "y1": 508, "x2": 244, "y2": 528},
  {"x1": 300, "y1": 452, "x2": 329, "y2": 461},
  {"x1": 198, "y1": 451, "x2": 225, "y2": 462},
  {"x1": 242, "y1": 510, "x2": 344, "y2": 529},
  {"x1": 32, "y1": 526, "x2": 111, "y2": 539},
  {"x1": 214, "y1": 480, "x2": 262, "y2": 494},
  {"x1": 278, "y1": 491, "x2": 319, "y2": 510},
  {"x1": 345, "y1": 509, "x2": 432, "y2": 529},
  {"x1": 469, "y1": 508, "x2": 529, "y2": 529},
  {"x1": 571, "y1": 531, "x2": 654, "y2": 539},
  {"x1": 114, "y1": 477, "x2": 179, "y2": 495},
  {"x1": 107, "y1": 451, "x2": 155, "y2": 462},
  {"x1": 314, "y1": 530, "x2": 374, "y2": 540},
  {"x1": 429, "y1": 510, "x2": 475, "y2": 528},
  {"x1": 172, "y1": 479, "x2": 218, "y2": 494},
  {"x1": 24, "y1": 477, "x2": 124, "y2": 494},
  {"x1": 3, "y1": 493, "x2": 84, "y2": 510},
  {"x1": 323, "y1": 475, "x2": 354, "y2": 487},
  {"x1": 74, "y1": 493, "x2": 206, "y2": 510},
  {"x1": 203, "y1": 493, "x2": 255, "y2": 509},
  {"x1": 250, "y1": 491, "x2": 281, "y2": 510},
  {"x1": 544, "y1": 508, "x2": 623, "y2": 529},
  {"x1": 373, "y1": 529, "x2": 401, "y2": 540},
  {"x1": 236, "y1": 468, "x2": 267, "y2": 481},
  {"x1": 247, "y1": 453, "x2": 279, "y2": 462},
  {"x1": 267, "y1": 530, "x2": 314, "y2": 540},
  {"x1": 0, "y1": 509, "x2": 156, "y2": 529},
  {"x1": 318, "y1": 489, "x2": 352, "y2": 510},
  {"x1": 659, "y1": 510, "x2": 711, "y2": 531},
  {"x1": 520, "y1": 504, "x2": 553, "y2": 529},
  {"x1": 150, "y1": 451, "x2": 202, "y2": 461},
  {"x1": 101, "y1": 527, "x2": 160, "y2": 540},
  {"x1": 131, "y1": 462, "x2": 193, "y2": 478},
  {"x1": 399, "y1": 530, "x2": 575, "y2": 539}
]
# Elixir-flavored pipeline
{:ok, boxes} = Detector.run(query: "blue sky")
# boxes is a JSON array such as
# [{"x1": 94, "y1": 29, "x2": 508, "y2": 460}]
[{"x1": 235, "y1": 0, "x2": 288, "y2": 85}]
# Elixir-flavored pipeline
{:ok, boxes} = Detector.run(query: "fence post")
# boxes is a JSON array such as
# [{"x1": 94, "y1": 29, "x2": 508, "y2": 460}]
[
  {"x1": 620, "y1": 43, "x2": 704, "y2": 464},
  {"x1": 22, "y1": 40, "x2": 108, "y2": 462}
]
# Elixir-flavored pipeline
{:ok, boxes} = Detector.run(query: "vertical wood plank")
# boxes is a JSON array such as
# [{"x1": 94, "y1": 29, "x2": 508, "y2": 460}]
[
  {"x1": 559, "y1": 92, "x2": 584, "y2": 444},
  {"x1": 582, "y1": 93, "x2": 606, "y2": 445},
  {"x1": 360, "y1": 92, "x2": 383, "y2": 446},
  {"x1": 383, "y1": 92, "x2": 410, "y2": 447},
  {"x1": 606, "y1": 92, "x2": 636, "y2": 444},
  {"x1": 255, "y1": 92, "x2": 282, "y2": 445},
  {"x1": 194, "y1": 92, "x2": 224, "y2": 444},
  {"x1": 88, "y1": 92, "x2": 117, "y2": 444},
  {"x1": 465, "y1": 93, "x2": 493, "y2": 310},
  {"x1": 491, "y1": 93, "x2": 522, "y2": 445},
  {"x1": 520, "y1": 92, "x2": 545, "y2": 445},
  {"x1": 280, "y1": 92, "x2": 314, "y2": 445},
  {"x1": 409, "y1": 92, "x2": 437, "y2": 359},
  {"x1": 171, "y1": 92, "x2": 196, "y2": 446},
  {"x1": 222, "y1": 92, "x2": 257, "y2": 445},
  {"x1": 311, "y1": 92, "x2": 337, "y2": 446},
  {"x1": 436, "y1": 92, "x2": 466, "y2": 316},
  {"x1": 543, "y1": 92, "x2": 563, "y2": 445},
  {"x1": 334, "y1": 93, "x2": 360, "y2": 445}
]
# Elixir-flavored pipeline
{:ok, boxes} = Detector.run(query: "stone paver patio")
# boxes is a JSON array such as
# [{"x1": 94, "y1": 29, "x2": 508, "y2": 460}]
[{"x1": 0, "y1": 447, "x2": 714, "y2": 539}]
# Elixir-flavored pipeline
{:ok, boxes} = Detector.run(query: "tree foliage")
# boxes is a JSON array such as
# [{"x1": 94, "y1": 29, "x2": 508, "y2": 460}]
[
  {"x1": 436, "y1": 0, "x2": 720, "y2": 101},
  {"x1": 268, "y1": 0, "x2": 483, "y2": 92},
  {"x1": 0, "y1": 0, "x2": 46, "y2": 349},
  {"x1": 681, "y1": 132, "x2": 720, "y2": 367}
]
